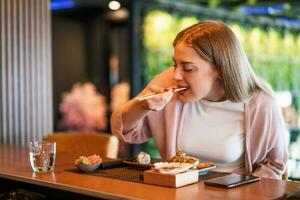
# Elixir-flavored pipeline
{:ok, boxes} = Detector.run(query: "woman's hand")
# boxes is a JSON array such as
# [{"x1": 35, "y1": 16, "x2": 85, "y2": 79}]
[{"x1": 139, "y1": 85, "x2": 174, "y2": 111}]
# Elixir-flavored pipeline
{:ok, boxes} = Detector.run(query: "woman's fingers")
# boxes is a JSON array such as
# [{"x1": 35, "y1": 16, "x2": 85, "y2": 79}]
[
  {"x1": 137, "y1": 84, "x2": 174, "y2": 111},
  {"x1": 145, "y1": 89, "x2": 173, "y2": 111}
]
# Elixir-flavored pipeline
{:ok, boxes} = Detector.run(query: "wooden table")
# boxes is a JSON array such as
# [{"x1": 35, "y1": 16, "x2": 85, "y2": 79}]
[{"x1": 0, "y1": 144, "x2": 299, "y2": 200}]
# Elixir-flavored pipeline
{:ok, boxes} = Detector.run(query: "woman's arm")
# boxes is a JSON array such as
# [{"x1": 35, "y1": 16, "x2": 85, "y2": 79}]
[
  {"x1": 248, "y1": 92, "x2": 288, "y2": 179},
  {"x1": 118, "y1": 98, "x2": 150, "y2": 133},
  {"x1": 118, "y1": 85, "x2": 174, "y2": 132},
  {"x1": 110, "y1": 67, "x2": 175, "y2": 144},
  {"x1": 110, "y1": 86, "x2": 174, "y2": 144}
]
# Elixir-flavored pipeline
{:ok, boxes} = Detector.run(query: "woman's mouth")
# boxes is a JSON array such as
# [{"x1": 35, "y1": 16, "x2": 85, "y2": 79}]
[{"x1": 176, "y1": 86, "x2": 189, "y2": 94}]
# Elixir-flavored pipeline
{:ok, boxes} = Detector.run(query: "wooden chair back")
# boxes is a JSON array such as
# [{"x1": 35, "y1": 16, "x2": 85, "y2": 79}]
[{"x1": 44, "y1": 132, "x2": 119, "y2": 159}]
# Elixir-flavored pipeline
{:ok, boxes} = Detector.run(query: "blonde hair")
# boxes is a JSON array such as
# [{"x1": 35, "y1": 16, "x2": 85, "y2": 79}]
[{"x1": 173, "y1": 21, "x2": 272, "y2": 102}]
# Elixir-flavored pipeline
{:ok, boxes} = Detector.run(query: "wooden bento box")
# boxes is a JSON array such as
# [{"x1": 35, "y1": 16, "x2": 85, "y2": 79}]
[{"x1": 143, "y1": 169, "x2": 199, "y2": 188}]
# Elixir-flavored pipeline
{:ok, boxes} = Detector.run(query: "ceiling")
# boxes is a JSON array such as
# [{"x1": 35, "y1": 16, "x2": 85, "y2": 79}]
[
  {"x1": 181, "y1": 0, "x2": 300, "y2": 20},
  {"x1": 147, "y1": 0, "x2": 300, "y2": 29},
  {"x1": 50, "y1": 0, "x2": 300, "y2": 28},
  {"x1": 51, "y1": 0, "x2": 300, "y2": 19}
]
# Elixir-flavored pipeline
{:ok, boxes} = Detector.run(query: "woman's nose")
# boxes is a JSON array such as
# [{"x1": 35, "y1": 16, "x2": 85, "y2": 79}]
[{"x1": 172, "y1": 67, "x2": 183, "y2": 81}]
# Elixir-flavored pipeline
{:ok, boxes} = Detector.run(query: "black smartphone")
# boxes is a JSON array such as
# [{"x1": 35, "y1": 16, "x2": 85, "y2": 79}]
[{"x1": 204, "y1": 174, "x2": 261, "y2": 188}]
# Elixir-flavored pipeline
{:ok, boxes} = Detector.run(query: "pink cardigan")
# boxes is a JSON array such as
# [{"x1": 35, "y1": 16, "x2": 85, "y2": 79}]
[{"x1": 111, "y1": 68, "x2": 288, "y2": 179}]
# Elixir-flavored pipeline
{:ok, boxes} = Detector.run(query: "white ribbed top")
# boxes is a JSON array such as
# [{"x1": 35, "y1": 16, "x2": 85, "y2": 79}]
[{"x1": 179, "y1": 99, "x2": 245, "y2": 174}]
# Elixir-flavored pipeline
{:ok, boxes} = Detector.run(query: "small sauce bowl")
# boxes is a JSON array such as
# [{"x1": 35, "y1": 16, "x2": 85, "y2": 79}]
[{"x1": 75, "y1": 162, "x2": 101, "y2": 172}]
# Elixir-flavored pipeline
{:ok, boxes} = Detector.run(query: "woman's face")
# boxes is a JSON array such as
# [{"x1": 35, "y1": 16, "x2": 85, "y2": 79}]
[{"x1": 172, "y1": 42, "x2": 225, "y2": 102}]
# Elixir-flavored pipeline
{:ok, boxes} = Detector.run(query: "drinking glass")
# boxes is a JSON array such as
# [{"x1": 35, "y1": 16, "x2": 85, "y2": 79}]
[{"x1": 29, "y1": 141, "x2": 56, "y2": 172}]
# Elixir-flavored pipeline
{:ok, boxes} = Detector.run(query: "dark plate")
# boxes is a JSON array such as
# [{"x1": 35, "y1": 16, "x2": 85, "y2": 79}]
[
  {"x1": 122, "y1": 160, "x2": 154, "y2": 170},
  {"x1": 100, "y1": 159, "x2": 125, "y2": 169}
]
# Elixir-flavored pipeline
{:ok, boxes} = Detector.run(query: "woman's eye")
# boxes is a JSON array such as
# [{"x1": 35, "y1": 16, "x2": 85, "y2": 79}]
[{"x1": 183, "y1": 67, "x2": 193, "y2": 72}]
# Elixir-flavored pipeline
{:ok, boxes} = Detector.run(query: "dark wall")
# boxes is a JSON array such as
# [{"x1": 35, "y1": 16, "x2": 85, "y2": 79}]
[
  {"x1": 52, "y1": 15, "x2": 89, "y2": 128},
  {"x1": 109, "y1": 23, "x2": 131, "y2": 85},
  {"x1": 86, "y1": 16, "x2": 110, "y2": 98}
]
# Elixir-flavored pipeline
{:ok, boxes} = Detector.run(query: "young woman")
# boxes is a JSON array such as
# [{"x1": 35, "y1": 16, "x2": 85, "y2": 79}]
[{"x1": 110, "y1": 21, "x2": 288, "y2": 179}]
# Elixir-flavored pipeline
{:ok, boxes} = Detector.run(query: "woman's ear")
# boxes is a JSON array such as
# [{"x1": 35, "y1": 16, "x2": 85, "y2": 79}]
[{"x1": 215, "y1": 70, "x2": 222, "y2": 80}]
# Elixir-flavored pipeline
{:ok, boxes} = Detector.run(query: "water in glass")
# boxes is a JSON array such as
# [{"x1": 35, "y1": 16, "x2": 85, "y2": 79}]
[{"x1": 29, "y1": 141, "x2": 56, "y2": 172}]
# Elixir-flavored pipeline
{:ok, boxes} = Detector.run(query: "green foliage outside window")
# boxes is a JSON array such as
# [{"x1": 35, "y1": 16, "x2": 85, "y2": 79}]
[{"x1": 141, "y1": 9, "x2": 300, "y2": 157}]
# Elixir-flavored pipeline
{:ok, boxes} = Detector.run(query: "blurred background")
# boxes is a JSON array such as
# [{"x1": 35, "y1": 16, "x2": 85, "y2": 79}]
[{"x1": 1, "y1": 0, "x2": 300, "y2": 180}]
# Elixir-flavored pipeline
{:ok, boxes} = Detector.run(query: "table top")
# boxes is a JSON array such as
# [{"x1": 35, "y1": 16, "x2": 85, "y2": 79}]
[{"x1": 0, "y1": 144, "x2": 299, "y2": 200}]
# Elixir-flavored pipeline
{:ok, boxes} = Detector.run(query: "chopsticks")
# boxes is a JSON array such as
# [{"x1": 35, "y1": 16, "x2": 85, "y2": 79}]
[{"x1": 135, "y1": 87, "x2": 188, "y2": 101}]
